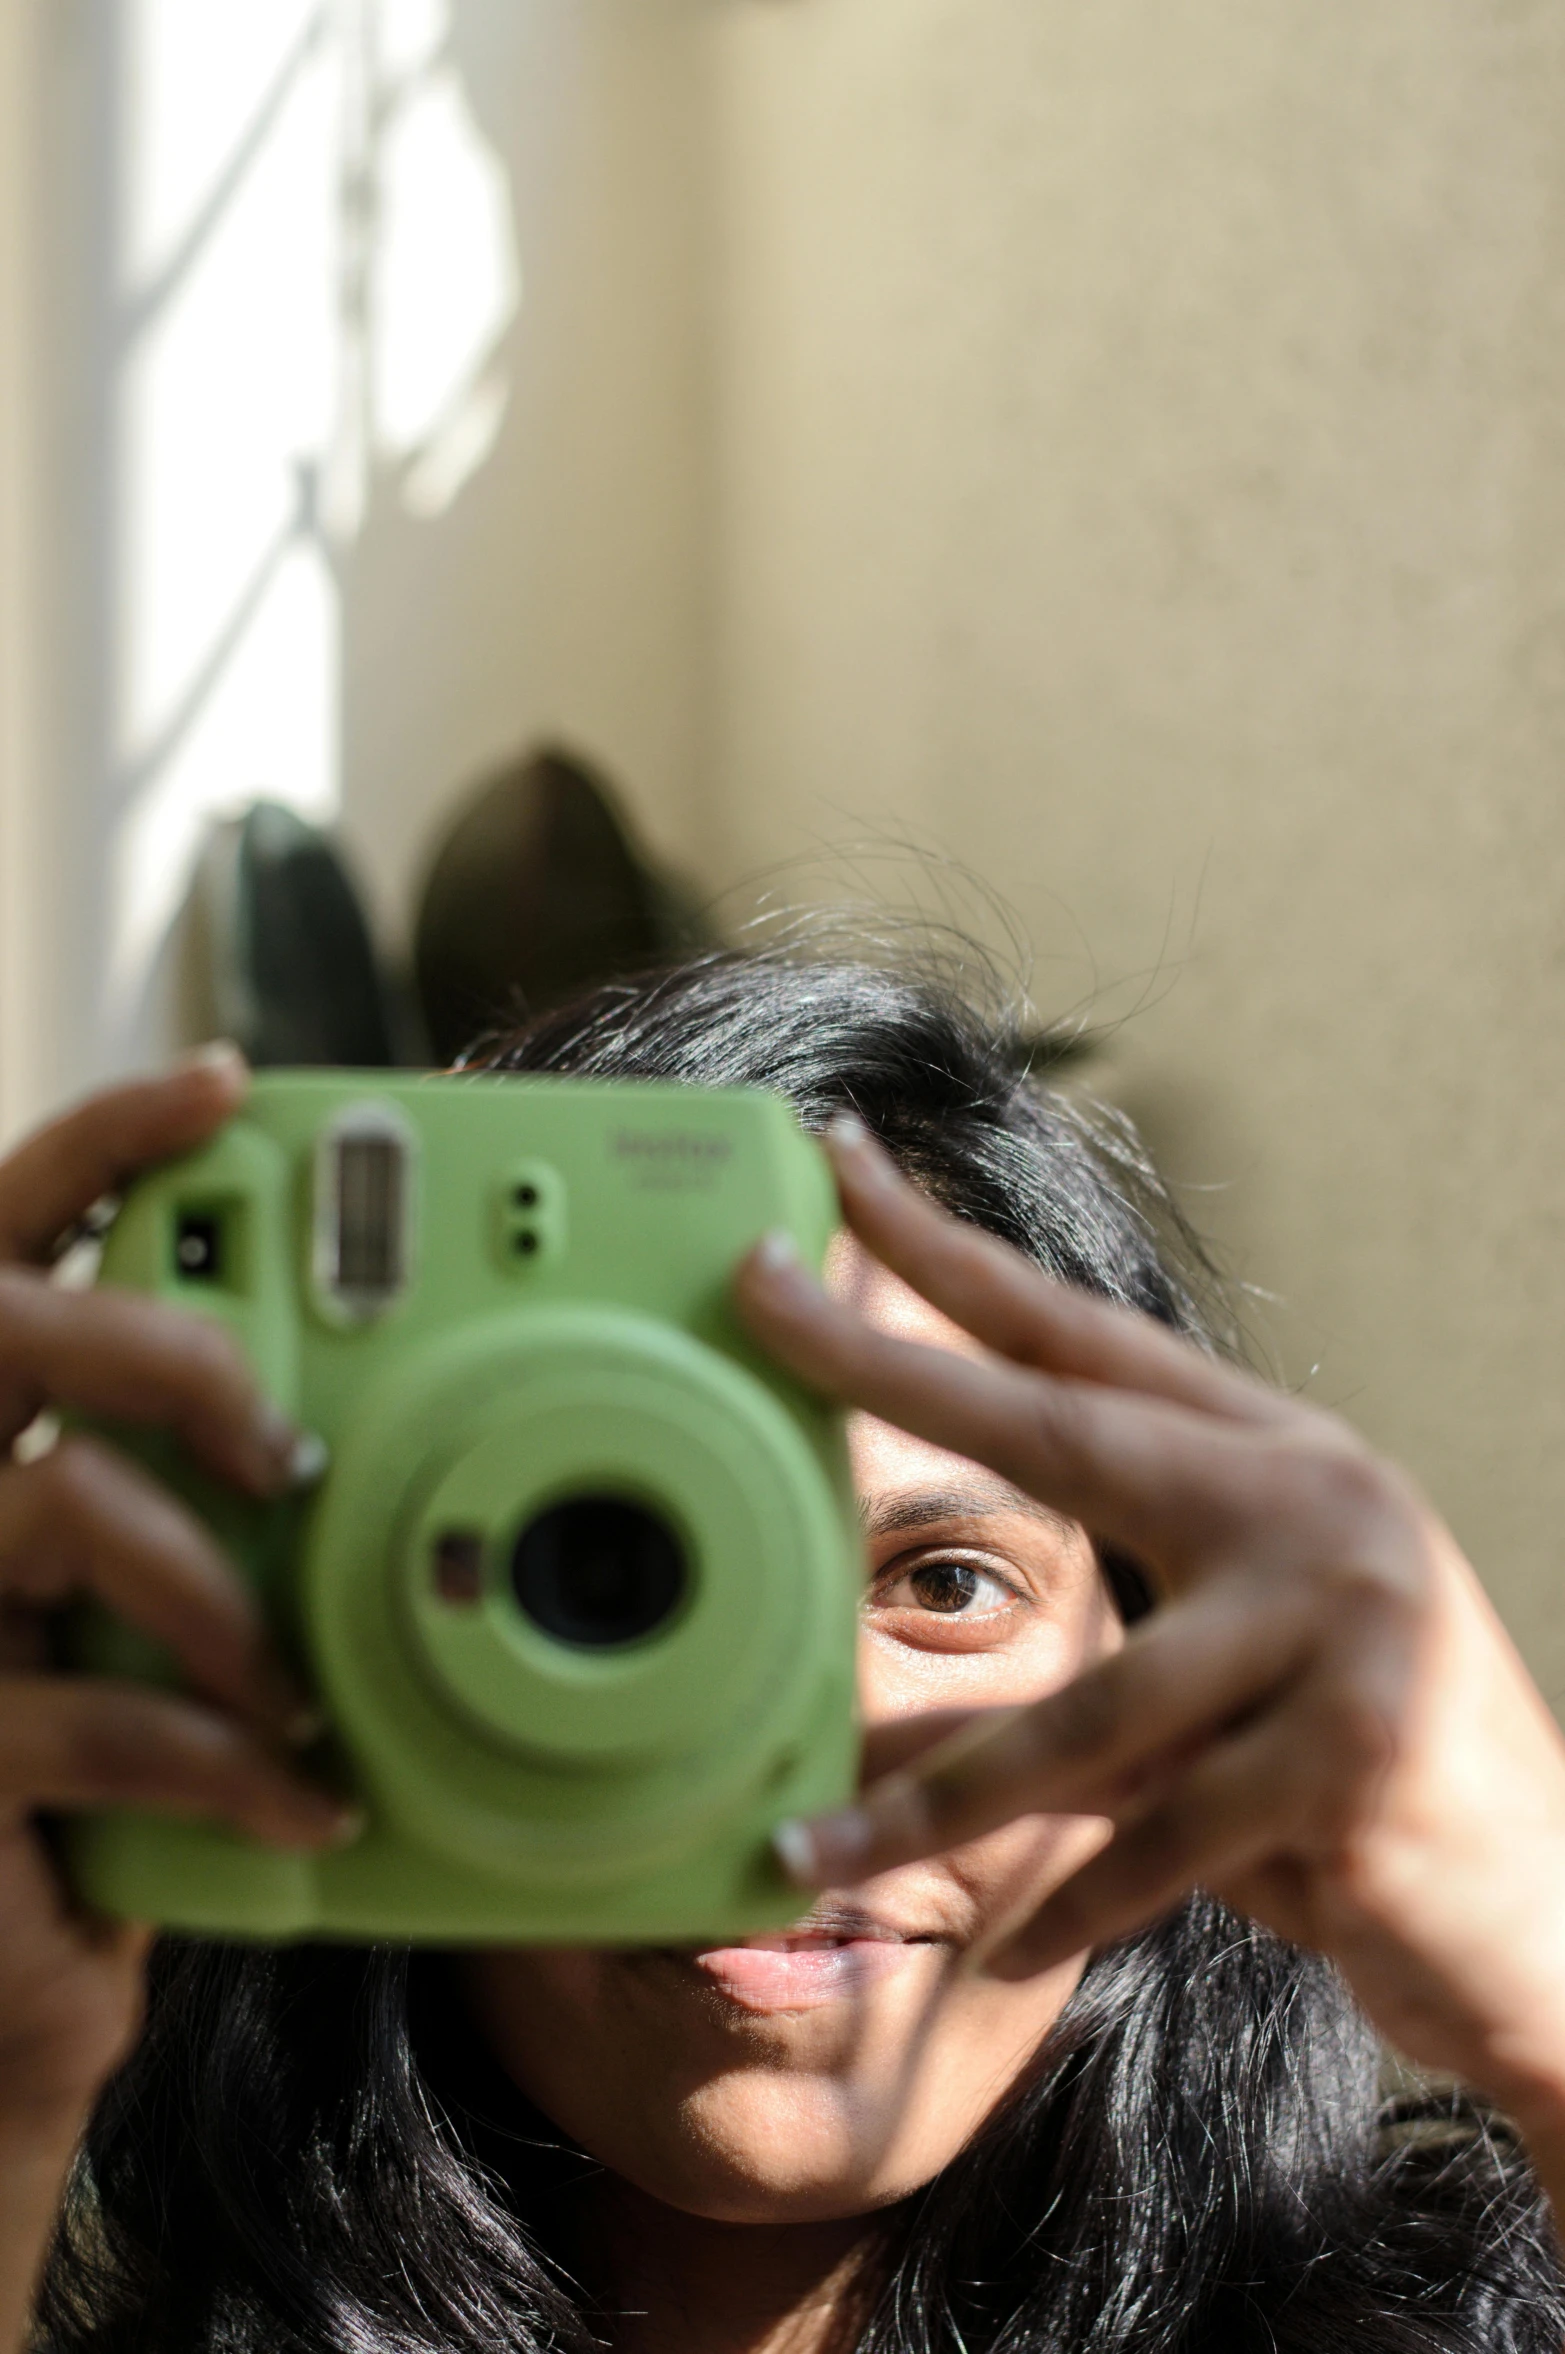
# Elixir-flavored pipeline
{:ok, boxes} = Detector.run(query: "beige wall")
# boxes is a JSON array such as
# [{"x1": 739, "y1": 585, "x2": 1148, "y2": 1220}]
[
  {"x1": 0, "y1": 0, "x2": 72, "y2": 1148},
  {"x1": 706, "y1": 0, "x2": 1565, "y2": 1691},
  {"x1": 7, "y1": 0, "x2": 1565, "y2": 1687},
  {"x1": 338, "y1": 0, "x2": 714, "y2": 953},
  {"x1": 0, "y1": 0, "x2": 40, "y2": 1147}
]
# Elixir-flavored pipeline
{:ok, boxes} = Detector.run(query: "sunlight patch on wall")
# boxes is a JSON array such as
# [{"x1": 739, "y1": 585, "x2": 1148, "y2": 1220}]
[
  {"x1": 104, "y1": 0, "x2": 521, "y2": 1040},
  {"x1": 373, "y1": 56, "x2": 520, "y2": 511}
]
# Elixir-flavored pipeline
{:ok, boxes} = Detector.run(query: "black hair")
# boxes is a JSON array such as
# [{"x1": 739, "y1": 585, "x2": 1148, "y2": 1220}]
[{"x1": 40, "y1": 952, "x2": 1565, "y2": 2353}]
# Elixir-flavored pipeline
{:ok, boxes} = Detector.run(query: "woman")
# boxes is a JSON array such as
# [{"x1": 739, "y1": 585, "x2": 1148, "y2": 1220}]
[{"x1": 5, "y1": 954, "x2": 1565, "y2": 2354}]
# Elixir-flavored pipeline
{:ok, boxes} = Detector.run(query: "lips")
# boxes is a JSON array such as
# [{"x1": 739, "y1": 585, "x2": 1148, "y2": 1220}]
[{"x1": 678, "y1": 1906, "x2": 942, "y2": 2014}]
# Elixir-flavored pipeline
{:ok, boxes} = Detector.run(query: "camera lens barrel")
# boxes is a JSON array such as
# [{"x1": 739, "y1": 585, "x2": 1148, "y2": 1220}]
[{"x1": 510, "y1": 1495, "x2": 687, "y2": 1649}]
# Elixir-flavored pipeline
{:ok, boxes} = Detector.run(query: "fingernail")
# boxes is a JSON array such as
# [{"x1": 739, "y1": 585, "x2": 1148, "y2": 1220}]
[
  {"x1": 254, "y1": 1409, "x2": 329, "y2": 1492},
  {"x1": 271, "y1": 1792, "x2": 364, "y2": 1851},
  {"x1": 771, "y1": 1817, "x2": 820, "y2": 1883},
  {"x1": 773, "y1": 1804, "x2": 873, "y2": 1885},
  {"x1": 257, "y1": 1402, "x2": 296, "y2": 1460},
  {"x1": 825, "y1": 1113, "x2": 892, "y2": 1186},
  {"x1": 286, "y1": 1430, "x2": 330, "y2": 1489},
  {"x1": 177, "y1": 1039, "x2": 248, "y2": 1082},
  {"x1": 249, "y1": 1657, "x2": 327, "y2": 1748},
  {"x1": 752, "y1": 1228, "x2": 802, "y2": 1278},
  {"x1": 281, "y1": 1698, "x2": 328, "y2": 1749}
]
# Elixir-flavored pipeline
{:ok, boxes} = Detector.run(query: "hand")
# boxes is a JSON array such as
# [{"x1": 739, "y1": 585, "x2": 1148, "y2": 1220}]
[
  {"x1": 736, "y1": 1116, "x2": 1565, "y2": 2170},
  {"x1": 0, "y1": 1051, "x2": 358, "y2": 2137}
]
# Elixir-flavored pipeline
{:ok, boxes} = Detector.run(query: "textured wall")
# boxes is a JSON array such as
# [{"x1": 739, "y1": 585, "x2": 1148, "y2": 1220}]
[
  {"x1": 9, "y1": 0, "x2": 1565, "y2": 1695},
  {"x1": 338, "y1": 0, "x2": 713, "y2": 953},
  {"x1": 706, "y1": 0, "x2": 1565, "y2": 1692},
  {"x1": 0, "y1": 0, "x2": 712, "y2": 1119}
]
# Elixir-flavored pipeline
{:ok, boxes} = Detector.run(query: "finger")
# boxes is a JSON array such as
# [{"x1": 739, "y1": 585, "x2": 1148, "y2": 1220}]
[
  {"x1": 980, "y1": 1720, "x2": 1298, "y2": 1980},
  {"x1": 0, "y1": 1274, "x2": 313, "y2": 1492},
  {"x1": 0, "y1": 1827, "x2": 154, "y2": 2040},
  {"x1": 0, "y1": 1437, "x2": 315, "y2": 1742},
  {"x1": 858, "y1": 1708, "x2": 988, "y2": 1787},
  {"x1": 0, "y1": 1677, "x2": 362, "y2": 1849},
  {"x1": 821, "y1": 1115, "x2": 1295, "y2": 1427},
  {"x1": 738, "y1": 1234, "x2": 1264, "y2": 1558},
  {"x1": 776, "y1": 1578, "x2": 1312, "y2": 1886},
  {"x1": 0, "y1": 1045, "x2": 248, "y2": 1267}
]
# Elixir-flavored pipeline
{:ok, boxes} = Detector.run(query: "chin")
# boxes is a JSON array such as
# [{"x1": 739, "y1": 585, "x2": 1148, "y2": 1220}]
[
  {"x1": 460, "y1": 1931, "x2": 1083, "y2": 2225},
  {"x1": 607, "y1": 2065, "x2": 966, "y2": 2223}
]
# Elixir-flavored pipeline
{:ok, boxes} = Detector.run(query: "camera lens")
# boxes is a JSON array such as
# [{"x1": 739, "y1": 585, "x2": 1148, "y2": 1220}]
[{"x1": 510, "y1": 1495, "x2": 687, "y2": 1649}]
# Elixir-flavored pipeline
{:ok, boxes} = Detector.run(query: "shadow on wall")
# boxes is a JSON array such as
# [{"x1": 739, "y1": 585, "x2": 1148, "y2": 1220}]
[
  {"x1": 176, "y1": 746, "x2": 713, "y2": 1072},
  {"x1": 176, "y1": 763, "x2": 1115, "y2": 1087},
  {"x1": 101, "y1": 0, "x2": 524, "y2": 1067}
]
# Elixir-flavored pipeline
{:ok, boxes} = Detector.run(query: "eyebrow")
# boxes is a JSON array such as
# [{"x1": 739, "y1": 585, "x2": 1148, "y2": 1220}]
[{"x1": 860, "y1": 1478, "x2": 1078, "y2": 1544}]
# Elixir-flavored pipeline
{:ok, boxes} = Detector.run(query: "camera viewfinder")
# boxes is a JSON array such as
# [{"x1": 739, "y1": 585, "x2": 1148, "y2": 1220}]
[{"x1": 313, "y1": 1105, "x2": 415, "y2": 1323}]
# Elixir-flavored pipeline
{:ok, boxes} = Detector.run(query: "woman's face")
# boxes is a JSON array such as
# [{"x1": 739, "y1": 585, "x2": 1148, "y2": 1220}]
[{"x1": 463, "y1": 1238, "x2": 1122, "y2": 2223}]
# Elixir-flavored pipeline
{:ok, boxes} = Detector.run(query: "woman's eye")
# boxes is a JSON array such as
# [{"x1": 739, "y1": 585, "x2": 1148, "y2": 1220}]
[{"x1": 880, "y1": 1560, "x2": 1015, "y2": 1618}]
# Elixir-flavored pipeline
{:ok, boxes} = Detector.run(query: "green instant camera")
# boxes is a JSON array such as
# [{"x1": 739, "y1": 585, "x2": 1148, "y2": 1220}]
[{"x1": 67, "y1": 1073, "x2": 860, "y2": 1944}]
